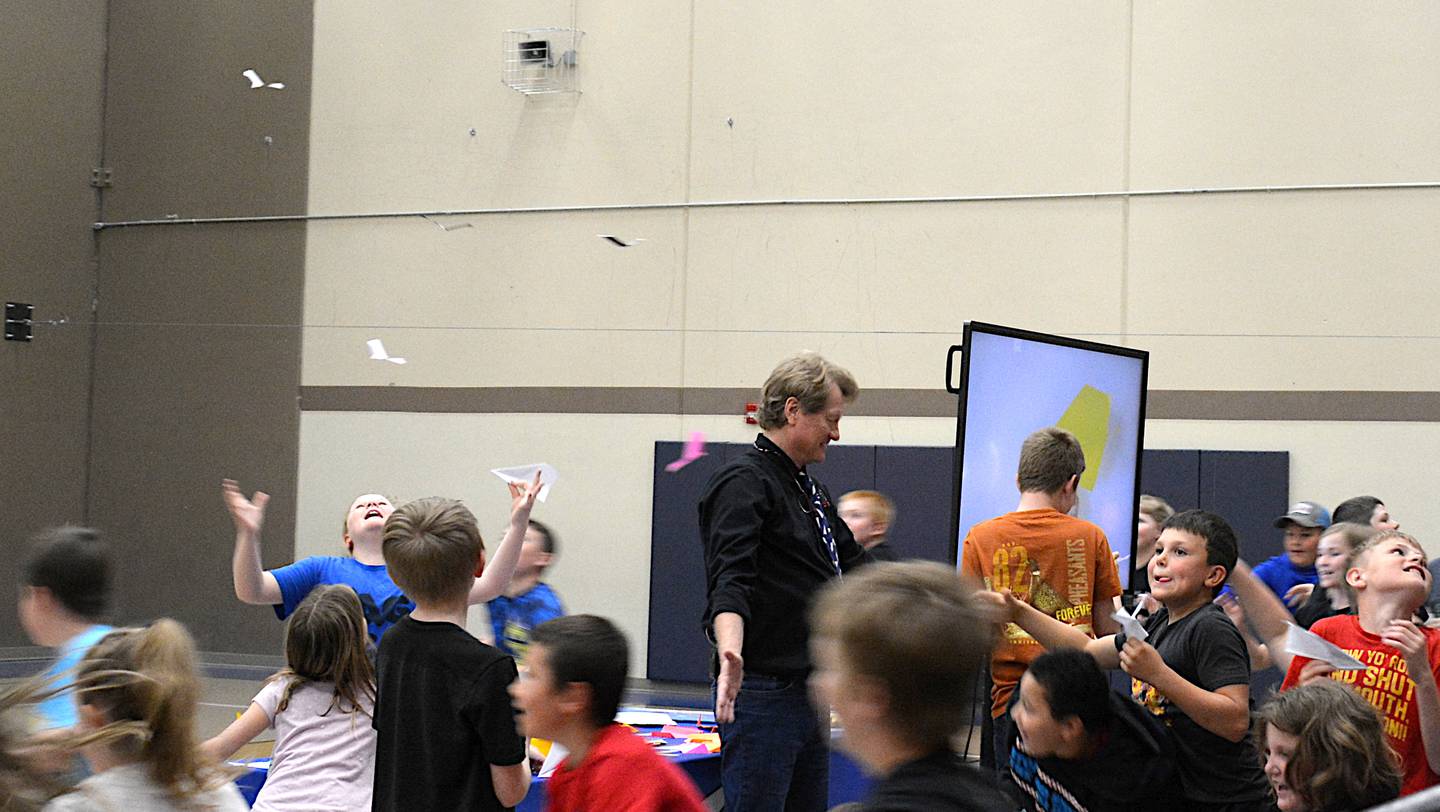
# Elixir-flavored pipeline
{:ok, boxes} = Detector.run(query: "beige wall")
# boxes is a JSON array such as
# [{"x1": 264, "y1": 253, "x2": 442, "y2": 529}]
[{"x1": 299, "y1": 2, "x2": 1440, "y2": 672}]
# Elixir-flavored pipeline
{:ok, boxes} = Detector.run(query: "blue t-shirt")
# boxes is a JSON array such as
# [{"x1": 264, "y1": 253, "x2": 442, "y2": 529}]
[
  {"x1": 270, "y1": 556, "x2": 413, "y2": 642},
  {"x1": 486, "y1": 582, "x2": 564, "y2": 664},
  {"x1": 36, "y1": 624, "x2": 114, "y2": 729},
  {"x1": 1251, "y1": 554, "x2": 1318, "y2": 604}
]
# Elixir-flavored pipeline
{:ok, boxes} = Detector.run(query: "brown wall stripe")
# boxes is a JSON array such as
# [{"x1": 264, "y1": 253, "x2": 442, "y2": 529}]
[{"x1": 299, "y1": 387, "x2": 1440, "y2": 422}]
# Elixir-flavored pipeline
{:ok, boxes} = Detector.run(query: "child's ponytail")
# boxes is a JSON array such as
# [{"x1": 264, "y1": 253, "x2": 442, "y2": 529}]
[{"x1": 76, "y1": 620, "x2": 230, "y2": 803}]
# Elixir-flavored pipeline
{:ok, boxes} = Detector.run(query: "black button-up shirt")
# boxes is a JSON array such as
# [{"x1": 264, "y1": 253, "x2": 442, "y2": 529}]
[{"x1": 699, "y1": 433, "x2": 870, "y2": 677}]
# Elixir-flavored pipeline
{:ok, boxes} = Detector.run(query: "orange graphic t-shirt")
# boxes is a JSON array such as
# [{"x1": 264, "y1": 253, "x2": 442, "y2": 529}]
[{"x1": 961, "y1": 508, "x2": 1122, "y2": 717}]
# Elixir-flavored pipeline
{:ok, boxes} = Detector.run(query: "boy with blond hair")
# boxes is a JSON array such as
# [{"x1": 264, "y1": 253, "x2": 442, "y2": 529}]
[
  {"x1": 1230, "y1": 529, "x2": 1440, "y2": 796},
  {"x1": 960, "y1": 426, "x2": 1122, "y2": 776},
  {"x1": 987, "y1": 510, "x2": 1272, "y2": 810},
  {"x1": 372, "y1": 484, "x2": 539, "y2": 812},
  {"x1": 839, "y1": 490, "x2": 898, "y2": 561},
  {"x1": 809, "y1": 561, "x2": 1010, "y2": 811}
]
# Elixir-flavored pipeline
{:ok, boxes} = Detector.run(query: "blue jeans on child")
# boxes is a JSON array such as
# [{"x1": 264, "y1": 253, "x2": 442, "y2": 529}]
[{"x1": 716, "y1": 673, "x2": 829, "y2": 812}]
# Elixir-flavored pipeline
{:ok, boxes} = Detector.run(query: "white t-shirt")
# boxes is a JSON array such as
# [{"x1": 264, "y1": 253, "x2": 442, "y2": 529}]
[
  {"x1": 43, "y1": 763, "x2": 247, "y2": 812},
  {"x1": 250, "y1": 677, "x2": 376, "y2": 812}
]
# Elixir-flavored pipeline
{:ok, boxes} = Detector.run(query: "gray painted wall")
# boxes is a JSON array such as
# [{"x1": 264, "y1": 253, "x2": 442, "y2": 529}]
[{"x1": 0, "y1": 4, "x2": 107, "y2": 648}]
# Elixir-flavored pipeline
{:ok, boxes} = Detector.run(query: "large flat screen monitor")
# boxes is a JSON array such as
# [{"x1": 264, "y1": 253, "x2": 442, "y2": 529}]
[{"x1": 950, "y1": 322, "x2": 1149, "y2": 590}]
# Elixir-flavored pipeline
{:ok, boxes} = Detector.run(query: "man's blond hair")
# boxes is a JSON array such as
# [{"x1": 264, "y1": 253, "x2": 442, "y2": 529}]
[{"x1": 756, "y1": 352, "x2": 858, "y2": 430}]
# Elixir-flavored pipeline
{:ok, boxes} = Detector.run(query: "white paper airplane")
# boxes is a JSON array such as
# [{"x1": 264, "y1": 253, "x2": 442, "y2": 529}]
[
  {"x1": 242, "y1": 69, "x2": 286, "y2": 90},
  {"x1": 490, "y1": 463, "x2": 559, "y2": 502},
  {"x1": 366, "y1": 338, "x2": 407, "y2": 365}
]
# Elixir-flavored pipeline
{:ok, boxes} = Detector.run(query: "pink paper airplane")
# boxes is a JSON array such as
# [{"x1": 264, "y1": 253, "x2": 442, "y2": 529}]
[{"x1": 665, "y1": 432, "x2": 708, "y2": 472}]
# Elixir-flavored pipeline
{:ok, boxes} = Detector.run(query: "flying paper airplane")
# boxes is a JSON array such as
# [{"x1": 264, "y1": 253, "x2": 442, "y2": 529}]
[
  {"x1": 665, "y1": 432, "x2": 708, "y2": 472},
  {"x1": 242, "y1": 69, "x2": 285, "y2": 89},
  {"x1": 366, "y1": 338, "x2": 407, "y2": 365}
]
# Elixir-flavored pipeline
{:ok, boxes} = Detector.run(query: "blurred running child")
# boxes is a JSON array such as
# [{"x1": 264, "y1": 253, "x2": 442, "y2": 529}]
[
  {"x1": 509, "y1": 615, "x2": 706, "y2": 811},
  {"x1": 487, "y1": 519, "x2": 565, "y2": 666},
  {"x1": 42, "y1": 621, "x2": 246, "y2": 811},
  {"x1": 810, "y1": 561, "x2": 1011, "y2": 811}
]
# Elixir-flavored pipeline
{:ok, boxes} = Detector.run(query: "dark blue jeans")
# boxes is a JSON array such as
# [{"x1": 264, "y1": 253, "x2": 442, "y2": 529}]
[{"x1": 716, "y1": 673, "x2": 829, "y2": 812}]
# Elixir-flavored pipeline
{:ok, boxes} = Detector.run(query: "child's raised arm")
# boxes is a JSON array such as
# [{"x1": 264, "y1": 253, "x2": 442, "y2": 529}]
[
  {"x1": 978, "y1": 589, "x2": 1120, "y2": 669},
  {"x1": 199, "y1": 701, "x2": 270, "y2": 762},
  {"x1": 1225, "y1": 560, "x2": 1296, "y2": 673},
  {"x1": 467, "y1": 471, "x2": 543, "y2": 605},
  {"x1": 224, "y1": 479, "x2": 282, "y2": 605},
  {"x1": 1383, "y1": 619, "x2": 1440, "y2": 775}
]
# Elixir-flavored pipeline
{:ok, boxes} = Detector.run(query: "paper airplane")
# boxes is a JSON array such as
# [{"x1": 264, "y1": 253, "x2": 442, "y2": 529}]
[
  {"x1": 366, "y1": 339, "x2": 407, "y2": 365},
  {"x1": 490, "y1": 463, "x2": 559, "y2": 502},
  {"x1": 665, "y1": 432, "x2": 708, "y2": 472},
  {"x1": 241, "y1": 69, "x2": 285, "y2": 90},
  {"x1": 1284, "y1": 622, "x2": 1367, "y2": 671},
  {"x1": 1112, "y1": 606, "x2": 1149, "y2": 643},
  {"x1": 598, "y1": 234, "x2": 647, "y2": 247}
]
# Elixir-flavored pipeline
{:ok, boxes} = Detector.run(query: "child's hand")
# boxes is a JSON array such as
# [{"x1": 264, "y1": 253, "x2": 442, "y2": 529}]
[
  {"x1": 1118, "y1": 638, "x2": 1168, "y2": 685},
  {"x1": 974, "y1": 589, "x2": 1024, "y2": 624},
  {"x1": 1215, "y1": 592, "x2": 1247, "y2": 629},
  {"x1": 507, "y1": 470, "x2": 543, "y2": 524},
  {"x1": 222, "y1": 479, "x2": 269, "y2": 535},
  {"x1": 1296, "y1": 658, "x2": 1336, "y2": 686},
  {"x1": 1382, "y1": 619, "x2": 1429, "y2": 674},
  {"x1": 1283, "y1": 583, "x2": 1314, "y2": 608}
]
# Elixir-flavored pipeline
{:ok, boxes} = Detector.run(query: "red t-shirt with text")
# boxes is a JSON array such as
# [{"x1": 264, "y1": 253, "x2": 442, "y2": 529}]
[
  {"x1": 1281, "y1": 614, "x2": 1440, "y2": 796},
  {"x1": 545, "y1": 724, "x2": 707, "y2": 812}
]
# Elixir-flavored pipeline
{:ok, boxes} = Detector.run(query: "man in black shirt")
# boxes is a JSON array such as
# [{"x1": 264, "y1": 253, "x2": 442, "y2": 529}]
[{"x1": 699, "y1": 351, "x2": 869, "y2": 812}]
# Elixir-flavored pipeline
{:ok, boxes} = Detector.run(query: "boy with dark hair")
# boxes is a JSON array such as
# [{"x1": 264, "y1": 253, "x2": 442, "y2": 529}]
[
  {"x1": 838, "y1": 490, "x2": 898, "y2": 561},
  {"x1": 19, "y1": 527, "x2": 115, "y2": 730},
  {"x1": 508, "y1": 615, "x2": 706, "y2": 811},
  {"x1": 372, "y1": 486, "x2": 539, "y2": 812},
  {"x1": 809, "y1": 561, "x2": 1010, "y2": 811},
  {"x1": 987, "y1": 510, "x2": 1273, "y2": 810},
  {"x1": 960, "y1": 426, "x2": 1123, "y2": 775},
  {"x1": 1007, "y1": 648, "x2": 1180, "y2": 811},
  {"x1": 1332, "y1": 495, "x2": 1398, "y2": 530},
  {"x1": 487, "y1": 518, "x2": 566, "y2": 666}
]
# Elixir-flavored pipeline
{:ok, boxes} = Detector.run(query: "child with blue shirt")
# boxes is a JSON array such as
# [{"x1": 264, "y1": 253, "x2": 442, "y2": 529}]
[
  {"x1": 19, "y1": 527, "x2": 114, "y2": 732},
  {"x1": 224, "y1": 474, "x2": 540, "y2": 642},
  {"x1": 486, "y1": 519, "x2": 565, "y2": 665},
  {"x1": 1252, "y1": 501, "x2": 1330, "y2": 608}
]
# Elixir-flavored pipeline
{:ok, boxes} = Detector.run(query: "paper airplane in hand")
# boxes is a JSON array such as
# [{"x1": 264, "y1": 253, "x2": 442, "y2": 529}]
[
  {"x1": 366, "y1": 339, "x2": 407, "y2": 365},
  {"x1": 491, "y1": 463, "x2": 559, "y2": 502},
  {"x1": 665, "y1": 432, "x2": 708, "y2": 472},
  {"x1": 1112, "y1": 606, "x2": 1149, "y2": 643},
  {"x1": 1284, "y1": 622, "x2": 1368, "y2": 671}
]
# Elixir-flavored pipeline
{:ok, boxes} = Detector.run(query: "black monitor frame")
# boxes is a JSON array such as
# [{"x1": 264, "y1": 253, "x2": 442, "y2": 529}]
[{"x1": 946, "y1": 321, "x2": 1150, "y2": 587}]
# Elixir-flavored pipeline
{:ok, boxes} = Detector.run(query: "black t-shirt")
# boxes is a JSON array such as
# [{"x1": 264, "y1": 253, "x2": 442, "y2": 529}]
[
  {"x1": 372, "y1": 615, "x2": 526, "y2": 812},
  {"x1": 861, "y1": 750, "x2": 1015, "y2": 811},
  {"x1": 867, "y1": 541, "x2": 900, "y2": 562},
  {"x1": 1114, "y1": 603, "x2": 1269, "y2": 805}
]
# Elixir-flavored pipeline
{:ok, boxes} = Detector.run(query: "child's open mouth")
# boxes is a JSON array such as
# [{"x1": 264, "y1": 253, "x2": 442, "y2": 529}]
[{"x1": 365, "y1": 509, "x2": 384, "y2": 520}]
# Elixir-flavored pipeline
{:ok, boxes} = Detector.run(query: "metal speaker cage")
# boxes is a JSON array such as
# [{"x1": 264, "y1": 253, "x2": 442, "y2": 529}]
[{"x1": 502, "y1": 28, "x2": 583, "y2": 95}]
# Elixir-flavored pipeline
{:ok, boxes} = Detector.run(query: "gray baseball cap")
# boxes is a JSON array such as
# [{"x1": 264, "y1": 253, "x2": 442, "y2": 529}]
[{"x1": 1273, "y1": 501, "x2": 1331, "y2": 529}]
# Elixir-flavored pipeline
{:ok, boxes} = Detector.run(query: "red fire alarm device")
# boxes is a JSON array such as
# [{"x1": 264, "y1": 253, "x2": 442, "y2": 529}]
[{"x1": 744, "y1": 402, "x2": 758, "y2": 425}]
